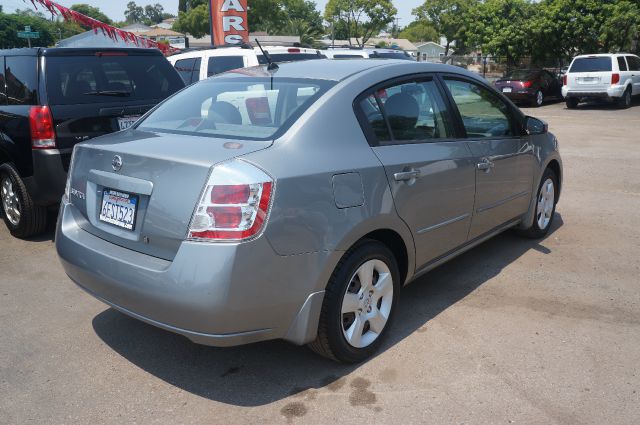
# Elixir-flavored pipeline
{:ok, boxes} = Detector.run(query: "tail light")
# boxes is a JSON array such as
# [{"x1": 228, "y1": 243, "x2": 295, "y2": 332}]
[
  {"x1": 563, "y1": 75, "x2": 567, "y2": 86},
  {"x1": 29, "y1": 106, "x2": 56, "y2": 149},
  {"x1": 523, "y1": 81, "x2": 533, "y2": 88},
  {"x1": 288, "y1": 48, "x2": 301, "y2": 53},
  {"x1": 611, "y1": 73, "x2": 620, "y2": 85},
  {"x1": 188, "y1": 160, "x2": 274, "y2": 241}
]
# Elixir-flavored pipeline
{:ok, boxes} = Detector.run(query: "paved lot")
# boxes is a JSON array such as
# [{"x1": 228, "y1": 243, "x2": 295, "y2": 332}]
[{"x1": 1, "y1": 99, "x2": 639, "y2": 424}]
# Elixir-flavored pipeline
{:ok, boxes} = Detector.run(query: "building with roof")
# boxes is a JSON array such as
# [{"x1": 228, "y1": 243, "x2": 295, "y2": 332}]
[
  {"x1": 140, "y1": 28, "x2": 186, "y2": 49},
  {"x1": 414, "y1": 41, "x2": 455, "y2": 62}
]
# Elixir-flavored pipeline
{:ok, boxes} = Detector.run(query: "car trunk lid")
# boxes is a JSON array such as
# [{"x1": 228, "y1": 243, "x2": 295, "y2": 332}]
[{"x1": 68, "y1": 129, "x2": 271, "y2": 260}]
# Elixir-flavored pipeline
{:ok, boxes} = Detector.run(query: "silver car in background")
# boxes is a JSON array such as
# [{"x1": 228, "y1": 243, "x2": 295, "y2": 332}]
[{"x1": 56, "y1": 60, "x2": 562, "y2": 363}]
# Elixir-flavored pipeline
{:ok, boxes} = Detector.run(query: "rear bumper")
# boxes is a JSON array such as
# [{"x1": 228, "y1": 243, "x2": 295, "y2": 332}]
[
  {"x1": 502, "y1": 91, "x2": 534, "y2": 102},
  {"x1": 562, "y1": 85, "x2": 625, "y2": 99},
  {"x1": 24, "y1": 149, "x2": 71, "y2": 206},
  {"x1": 55, "y1": 201, "x2": 337, "y2": 347}
]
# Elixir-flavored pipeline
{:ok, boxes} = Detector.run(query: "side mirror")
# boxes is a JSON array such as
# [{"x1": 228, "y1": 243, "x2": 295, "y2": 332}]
[{"x1": 525, "y1": 116, "x2": 548, "y2": 135}]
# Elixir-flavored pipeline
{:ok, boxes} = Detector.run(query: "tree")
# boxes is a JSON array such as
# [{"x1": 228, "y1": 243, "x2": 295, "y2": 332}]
[
  {"x1": 173, "y1": 3, "x2": 210, "y2": 38},
  {"x1": 412, "y1": 0, "x2": 473, "y2": 55},
  {"x1": 600, "y1": 1, "x2": 640, "y2": 53},
  {"x1": 70, "y1": 4, "x2": 112, "y2": 25},
  {"x1": 399, "y1": 20, "x2": 438, "y2": 43},
  {"x1": 144, "y1": 3, "x2": 165, "y2": 24},
  {"x1": 248, "y1": 0, "x2": 286, "y2": 33},
  {"x1": 324, "y1": 0, "x2": 397, "y2": 47},
  {"x1": 124, "y1": 1, "x2": 145, "y2": 24}
]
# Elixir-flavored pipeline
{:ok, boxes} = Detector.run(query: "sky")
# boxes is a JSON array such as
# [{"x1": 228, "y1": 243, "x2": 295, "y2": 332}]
[{"x1": 4, "y1": 0, "x2": 423, "y2": 27}]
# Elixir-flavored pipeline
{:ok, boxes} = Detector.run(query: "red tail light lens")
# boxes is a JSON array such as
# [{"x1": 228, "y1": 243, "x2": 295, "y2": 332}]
[
  {"x1": 288, "y1": 48, "x2": 301, "y2": 53},
  {"x1": 188, "y1": 161, "x2": 274, "y2": 241},
  {"x1": 563, "y1": 75, "x2": 567, "y2": 86},
  {"x1": 611, "y1": 73, "x2": 620, "y2": 85},
  {"x1": 29, "y1": 106, "x2": 56, "y2": 149},
  {"x1": 523, "y1": 81, "x2": 533, "y2": 88}
]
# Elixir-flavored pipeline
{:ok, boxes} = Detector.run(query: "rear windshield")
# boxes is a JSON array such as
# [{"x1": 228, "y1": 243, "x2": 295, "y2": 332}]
[
  {"x1": 569, "y1": 57, "x2": 612, "y2": 73},
  {"x1": 45, "y1": 54, "x2": 184, "y2": 105},
  {"x1": 504, "y1": 70, "x2": 536, "y2": 80},
  {"x1": 333, "y1": 54, "x2": 366, "y2": 59},
  {"x1": 257, "y1": 53, "x2": 325, "y2": 64},
  {"x1": 137, "y1": 76, "x2": 335, "y2": 141},
  {"x1": 371, "y1": 52, "x2": 412, "y2": 60}
]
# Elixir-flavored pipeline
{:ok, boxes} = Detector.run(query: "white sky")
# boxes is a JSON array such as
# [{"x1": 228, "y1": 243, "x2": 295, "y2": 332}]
[{"x1": 3, "y1": 0, "x2": 423, "y2": 27}]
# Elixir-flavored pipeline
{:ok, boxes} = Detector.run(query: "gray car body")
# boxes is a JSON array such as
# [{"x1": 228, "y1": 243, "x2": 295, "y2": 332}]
[{"x1": 56, "y1": 60, "x2": 562, "y2": 347}]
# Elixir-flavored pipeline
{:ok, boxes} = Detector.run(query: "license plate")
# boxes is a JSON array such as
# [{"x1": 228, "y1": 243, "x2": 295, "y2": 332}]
[
  {"x1": 117, "y1": 116, "x2": 140, "y2": 131},
  {"x1": 502, "y1": 87, "x2": 512, "y2": 93},
  {"x1": 578, "y1": 77, "x2": 599, "y2": 84},
  {"x1": 99, "y1": 189, "x2": 138, "y2": 231}
]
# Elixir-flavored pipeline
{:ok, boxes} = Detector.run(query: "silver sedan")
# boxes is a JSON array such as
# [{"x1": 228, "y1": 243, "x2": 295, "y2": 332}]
[{"x1": 56, "y1": 59, "x2": 562, "y2": 363}]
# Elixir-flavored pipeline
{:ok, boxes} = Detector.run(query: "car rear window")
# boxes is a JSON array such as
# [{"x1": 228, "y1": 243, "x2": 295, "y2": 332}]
[
  {"x1": 504, "y1": 70, "x2": 536, "y2": 80},
  {"x1": 137, "y1": 76, "x2": 335, "y2": 141},
  {"x1": 207, "y1": 56, "x2": 245, "y2": 76},
  {"x1": 45, "y1": 54, "x2": 184, "y2": 105},
  {"x1": 569, "y1": 57, "x2": 612, "y2": 73},
  {"x1": 257, "y1": 53, "x2": 325, "y2": 64},
  {"x1": 333, "y1": 54, "x2": 365, "y2": 59},
  {"x1": 370, "y1": 52, "x2": 412, "y2": 60}
]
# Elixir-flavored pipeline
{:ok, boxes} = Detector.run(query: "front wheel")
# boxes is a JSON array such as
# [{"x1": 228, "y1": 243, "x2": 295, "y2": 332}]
[
  {"x1": 308, "y1": 240, "x2": 400, "y2": 363},
  {"x1": 517, "y1": 168, "x2": 558, "y2": 239},
  {"x1": 532, "y1": 90, "x2": 544, "y2": 107}
]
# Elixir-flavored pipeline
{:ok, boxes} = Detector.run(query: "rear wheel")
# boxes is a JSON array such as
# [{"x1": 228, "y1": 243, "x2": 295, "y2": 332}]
[
  {"x1": 309, "y1": 240, "x2": 400, "y2": 363},
  {"x1": 618, "y1": 88, "x2": 632, "y2": 109},
  {"x1": 517, "y1": 168, "x2": 557, "y2": 239},
  {"x1": 532, "y1": 90, "x2": 544, "y2": 107},
  {"x1": 566, "y1": 97, "x2": 579, "y2": 109},
  {"x1": 0, "y1": 163, "x2": 48, "y2": 238}
]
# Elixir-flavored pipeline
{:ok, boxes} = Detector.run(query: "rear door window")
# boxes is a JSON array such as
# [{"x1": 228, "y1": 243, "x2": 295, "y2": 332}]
[
  {"x1": 0, "y1": 57, "x2": 6, "y2": 104},
  {"x1": 5, "y1": 56, "x2": 37, "y2": 105},
  {"x1": 617, "y1": 57, "x2": 628, "y2": 71},
  {"x1": 174, "y1": 58, "x2": 197, "y2": 84},
  {"x1": 46, "y1": 54, "x2": 183, "y2": 105},
  {"x1": 207, "y1": 56, "x2": 245, "y2": 77},
  {"x1": 626, "y1": 56, "x2": 640, "y2": 71},
  {"x1": 569, "y1": 57, "x2": 612, "y2": 73}
]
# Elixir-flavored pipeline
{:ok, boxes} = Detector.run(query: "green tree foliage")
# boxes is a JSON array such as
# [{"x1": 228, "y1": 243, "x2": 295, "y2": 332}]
[
  {"x1": 412, "y1": 0, "x2": 473, "y2": 55},
  {"x1": 0, "y1": 10, "x2": 84, "y2": 49},
  {"x1": 124, "y1": 1, "x2": 145, "y2": 24},
  {"x1": 324, "y1": 0, "x2": 397, "y2": 46},
  {"x1": 70, "y1": 4, "x2": 112, "y2": 25},
  {"x1": 173, "y1": 3, "x2": 210, "y2": 38},
  {"x1": 144, "y1": 3, "x2": 165, "y2": 24},
  {"x1": 399, "y1": 20, "x2": 438, "y2": 43}
]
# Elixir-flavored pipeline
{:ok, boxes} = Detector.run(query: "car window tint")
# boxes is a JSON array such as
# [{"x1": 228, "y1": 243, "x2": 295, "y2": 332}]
[
  {"x1": 569, "y1": 57, "x2": 612, "y2": 72},
  {"x1": 5, "y1": 56, "x2": 37, "y2": 106},
  {"x1": 175, "y1": 58, "x2": 196, "y2": 84},
  {"x1": 333, "y1": 54, "x2": 365, "y2": 59},
  {"x1": 376, "y1": 80, "x2": 453, "y2": 143},
  {"x1": 359, "y1": 94, "x2": 391, "y2": 143},
  {"x1": 0, "y1": 57, "x2": 6, "y2": 104},
  {"x1": 617, "y1": 57, "x2": 628, "y2": 71},
  {"x1": 191, "y1": 57, "x2": 201, "y2": 83},
  {"x1": 444, "y1": 79, "x2": 513, "y2": 138},
  {"x1": 207, "y1": 56, "x2": 244, "y2": 77},
  {"x1": 626, "y1": 56, "x2": 640, "y2": 71},
  {"x1": 542, "y1": 71, "x2": 555, "y2": 84}
]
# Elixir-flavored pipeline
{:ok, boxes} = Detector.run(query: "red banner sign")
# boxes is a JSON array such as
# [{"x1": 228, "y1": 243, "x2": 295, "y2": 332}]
[{"x1": 210, "y1": 0, "x2": 249, "y2": 46}]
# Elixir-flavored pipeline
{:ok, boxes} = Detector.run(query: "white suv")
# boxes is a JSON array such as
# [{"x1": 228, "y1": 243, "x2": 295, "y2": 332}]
[
  {"x1": 562, "y1": 53, "x2": 640, "y2": 109},
  {"x1": 168, "y1": 45, "x2": 325, "y2": 85}
]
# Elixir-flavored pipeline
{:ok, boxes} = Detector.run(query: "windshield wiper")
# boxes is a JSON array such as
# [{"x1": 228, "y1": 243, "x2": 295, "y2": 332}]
[{"x1": 83, "y1": 90, "x2": 132, "y2": 97}]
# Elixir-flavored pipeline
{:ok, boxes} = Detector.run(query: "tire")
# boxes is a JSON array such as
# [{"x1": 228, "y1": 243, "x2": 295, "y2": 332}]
[
  {"x1": 566, "y1": 97, "x2": 579, "y2": 109},
  {"x1": 0, "y1": 163, "x2": 48, "y2": 238},
  {"x1": 517, "y1": 168, "x2": 558, "y2": 239},
  {"x1": 532, "y1": 90, "x2": 544, "y2": 107},
  {"x1": 618, "y1": 88, "x2": 632, "y2": 109},
  {"x1": 308, "y1": 239, "x2": 400, "y2": 363}
]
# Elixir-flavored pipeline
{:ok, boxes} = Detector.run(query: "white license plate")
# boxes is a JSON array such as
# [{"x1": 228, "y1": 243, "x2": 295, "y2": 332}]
[
  {"x1": 117, "y1": 116, "x2": 140, "y2": 131},
  {"x1": 502, "y1": 87, "x2": 513, "y2": 93},
  {"x1": 578, "y1": 77, "x2": 599, "y2": 84},
  {"x1": 99, "y1": 189, "x2": 138, "y2": 231}
]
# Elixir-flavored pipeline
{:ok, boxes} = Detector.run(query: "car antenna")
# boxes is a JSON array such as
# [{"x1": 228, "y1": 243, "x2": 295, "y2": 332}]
[{"x1": 255, "y1": 39, "x2": 279, "y2": 72}]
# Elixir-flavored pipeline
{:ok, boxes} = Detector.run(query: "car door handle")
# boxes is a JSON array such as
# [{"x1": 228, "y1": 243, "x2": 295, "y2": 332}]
[
  {"x1": 477, "y1": 159, "x2": 495, "y2": 172},
  {"x1": 394, "y1": 170, "x2": 421, "y2": 181}
]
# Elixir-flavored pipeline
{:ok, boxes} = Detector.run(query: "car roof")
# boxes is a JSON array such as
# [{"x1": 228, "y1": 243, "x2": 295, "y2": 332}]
[
  {"x1": 0, "y1": 47, "x2": 163, "y2": 57},
  {"x1": 225, "y1": 59, "x2": 479, "y2": 82},
  {"x1": 169, "y1": 47, "x2": 252, "y2": 61},
  {"x1": 573, "y1": 53, "x2": 637, "y2": 59}
]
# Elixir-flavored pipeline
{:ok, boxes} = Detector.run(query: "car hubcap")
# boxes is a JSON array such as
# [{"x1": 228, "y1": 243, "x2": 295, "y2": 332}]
[
  {"x1": 536, "y1": 178, "x2": 555, "y2": 230},
  {"x1": 1, "y1": 177, "x2": 21, "y2": 226},
  {"x1": 341, "y1": 259, "x2": 393, "y2": 349},
  {"x1": 537, "y1": 91, "x2": 543, "y2": 105}
]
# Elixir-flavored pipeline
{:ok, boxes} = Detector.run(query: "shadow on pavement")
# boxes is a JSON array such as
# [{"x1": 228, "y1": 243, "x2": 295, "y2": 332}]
[{"x1": 92, "y1": 214, "x2": 564, "y2": 407}]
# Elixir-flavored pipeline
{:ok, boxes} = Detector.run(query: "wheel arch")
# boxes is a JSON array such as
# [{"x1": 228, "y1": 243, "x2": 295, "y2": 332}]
[{"x1": 546, "y1": 158, "x2": 562, "y2": 201}]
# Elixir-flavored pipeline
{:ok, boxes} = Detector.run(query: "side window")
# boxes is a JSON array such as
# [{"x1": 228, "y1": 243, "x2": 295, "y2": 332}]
[
  {"x1": 207, "y1": 56, "x2": 245, "y2": 77},
  {"x1": 192, "y1": 57, "x2": 201, "y2": 83},
  {"x1": 626, "y1": 56, "x2": 640, "y2": 71},
  {"x1": 541, "y1": 71, "x2": 555, "y2": 85},
  {"x1": 5, "y1": 56, "x2": 37, "y2": 106},
  {"x1": 0, "y1": 57, "x2": 6, "y2": 104},
  {"x1": 617, "y1": 57, "x2": 628, "y2": 72},
  {"x1": 359, "y1": 79, "x2": 453, "y2": 145},
  {"x1": 174, "y1": 58, "x2": 196, "y2": 84},
  {"x1": 444, "y1": 79, "x2": 514, "y2": 138}
]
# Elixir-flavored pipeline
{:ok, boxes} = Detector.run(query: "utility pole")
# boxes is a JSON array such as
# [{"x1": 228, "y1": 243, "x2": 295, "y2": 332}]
[{"x1": 394, "y1": 18, "x2": 401, "y2": 38}]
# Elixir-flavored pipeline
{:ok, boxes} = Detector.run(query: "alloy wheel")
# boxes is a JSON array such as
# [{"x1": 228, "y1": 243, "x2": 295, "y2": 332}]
[
  {"x1": 536, "y1": 91, "x2": 544, "y2": 106},
  {"x1": 536, "y1": 178, "x2": 555, "y2": 230},
  {"x1": 341, "y1": 259, "x2": 394, "y2": 349},
  {"x1": 1, "y1": 176, "x2": 21, "y2": 226}
]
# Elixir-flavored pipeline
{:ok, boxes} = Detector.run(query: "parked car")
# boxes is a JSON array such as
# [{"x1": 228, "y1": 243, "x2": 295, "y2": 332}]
[
  {"x1": 323, "y1": 47, "x2": 414, "y2": 61},
  {"x1": 562, "y1": 53, "x2": 640, "y2": 109},
  {"x1": 494, "y1": 69, "x2": 562, "y2": 107},
  {"x1": 56, "y1": 59, "x2": 562, "y2": 363},
  {"x1": 0, "y1": 47, "x2": 184, "y2": 238},
  {"x1": 168, "y1": 45, "x2": 326, "y2": 85}
]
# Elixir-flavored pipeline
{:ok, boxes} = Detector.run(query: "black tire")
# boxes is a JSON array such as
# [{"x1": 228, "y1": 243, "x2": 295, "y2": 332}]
[
  {"x1": 308, "y1": 239, "x2": 400, "y2": 363},
  {"x1": 532, "y1": 90, "x2": 544, "y2": 107},
  {"x1": 618, "y1": 88, "x2": 632, "y2": 109},
  {"x1": 565, "y1": 97, "x2": 579, "y2": 109},
  {"x1": 0, "y1": 163, "x2": 48, "y2": 238},
  {"x1": 517, "y1": 167, "x2": 558, "y2": 239}
]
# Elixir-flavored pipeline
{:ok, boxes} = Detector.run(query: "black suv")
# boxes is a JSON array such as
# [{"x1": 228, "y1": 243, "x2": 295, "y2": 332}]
[{"x1": 0, "y1": 48, "x2": 184, "y2": 237}]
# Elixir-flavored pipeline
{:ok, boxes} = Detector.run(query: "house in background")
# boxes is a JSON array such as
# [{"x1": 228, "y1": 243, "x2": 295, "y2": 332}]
[
  {"x1": 140, "y1": 27, "x2": 186, "y2": 49},
  {"x1": 415, "y1": 41, "x2": 455, "y2": 62}
]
